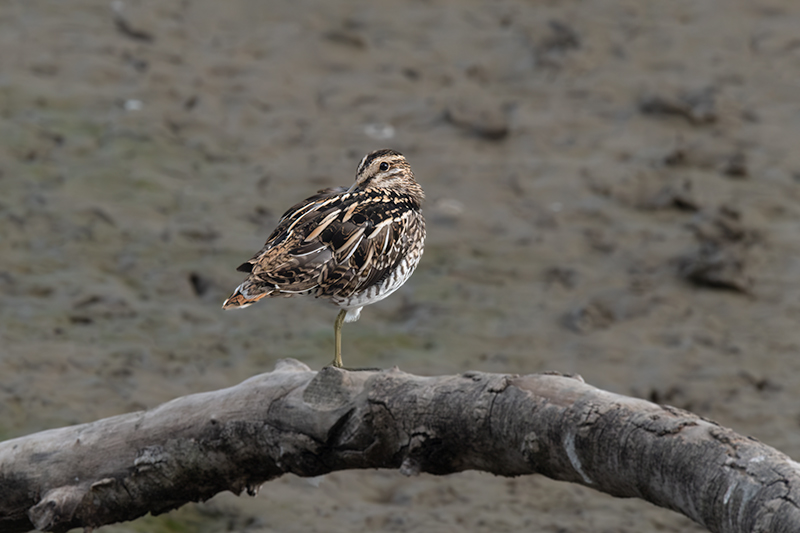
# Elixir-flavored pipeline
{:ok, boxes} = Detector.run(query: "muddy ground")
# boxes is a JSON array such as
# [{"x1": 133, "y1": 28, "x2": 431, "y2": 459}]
[{"x1": 2, "y1": 1, "x2": 800, "y2": 531}]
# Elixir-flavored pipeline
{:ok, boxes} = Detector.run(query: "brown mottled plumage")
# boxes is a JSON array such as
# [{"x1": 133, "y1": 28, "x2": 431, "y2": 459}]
[{"x1": 223, "y1": 149, "x2": 426, "y2": 368}]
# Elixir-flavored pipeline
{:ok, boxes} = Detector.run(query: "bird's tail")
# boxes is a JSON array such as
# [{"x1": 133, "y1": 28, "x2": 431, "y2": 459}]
[{"x1": 222, "y1": 283, "x2": 270, "y2": 310}]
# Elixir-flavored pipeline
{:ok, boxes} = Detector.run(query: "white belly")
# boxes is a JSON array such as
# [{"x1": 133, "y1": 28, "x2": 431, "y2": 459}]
[{"x1": 332, "y1": 251, "x2": 422, "y2": 320}]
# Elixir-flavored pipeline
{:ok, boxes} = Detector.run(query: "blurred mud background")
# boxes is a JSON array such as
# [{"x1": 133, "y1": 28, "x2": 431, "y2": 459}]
[{"x1": 2, "y1": 1, "x2": 800, "y2": 531}]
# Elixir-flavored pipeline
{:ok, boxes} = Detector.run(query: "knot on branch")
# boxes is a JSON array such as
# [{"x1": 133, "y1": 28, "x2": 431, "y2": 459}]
[{"x1": 29, "y1": 486, "x2": 83, "y2": 531}]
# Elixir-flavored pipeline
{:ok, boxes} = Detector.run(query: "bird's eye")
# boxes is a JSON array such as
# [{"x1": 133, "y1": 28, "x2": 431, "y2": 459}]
[{"x1": 379, "y1": 162, "x2": 389, "y2": 171}]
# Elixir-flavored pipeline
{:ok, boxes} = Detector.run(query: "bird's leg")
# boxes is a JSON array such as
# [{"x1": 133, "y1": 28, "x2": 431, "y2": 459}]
[{"x1": 331, "y1": 309, "x2": 347, "y2": 368}]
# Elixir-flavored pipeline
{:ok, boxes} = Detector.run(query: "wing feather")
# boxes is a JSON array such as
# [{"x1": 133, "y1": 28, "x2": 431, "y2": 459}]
[{"x1": 229, "y1": 188, "x2": 423, "y2": 303}]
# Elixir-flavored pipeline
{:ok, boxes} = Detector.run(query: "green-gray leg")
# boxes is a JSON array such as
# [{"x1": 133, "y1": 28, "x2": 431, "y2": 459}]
[{"x1": 331, "y1": 309, "x2": 346, "y2": 368}]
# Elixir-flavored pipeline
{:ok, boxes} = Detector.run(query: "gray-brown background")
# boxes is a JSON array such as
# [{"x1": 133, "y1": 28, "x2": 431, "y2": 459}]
[{"x1": 2, "y1": 1, "x2": 799, "y2": 531}]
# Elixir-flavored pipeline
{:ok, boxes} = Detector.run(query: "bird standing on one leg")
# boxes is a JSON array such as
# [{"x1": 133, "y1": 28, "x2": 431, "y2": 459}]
[{"x1": 222, "y1": 149, "x2": 426, "y2": 368}]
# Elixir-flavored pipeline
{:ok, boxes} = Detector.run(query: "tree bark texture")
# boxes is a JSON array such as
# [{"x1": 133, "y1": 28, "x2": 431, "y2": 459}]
[{"x1": 1, "y1": 359, "x2": 799, "y2": 533}]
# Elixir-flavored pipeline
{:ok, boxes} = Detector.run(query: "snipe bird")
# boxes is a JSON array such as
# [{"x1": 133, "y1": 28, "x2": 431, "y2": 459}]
[{"x1": 222, "y1": 149, "x2": 426, "y2": 368}]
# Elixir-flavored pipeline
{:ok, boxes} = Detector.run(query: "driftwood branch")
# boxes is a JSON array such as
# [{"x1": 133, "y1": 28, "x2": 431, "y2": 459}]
[{"x1": 1, "y1": 359, "x2": 799, "y2": 533}]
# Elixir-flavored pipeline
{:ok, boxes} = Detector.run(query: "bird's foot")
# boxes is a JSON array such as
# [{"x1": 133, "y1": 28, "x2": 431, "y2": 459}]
[{"x1": 323, "y1": 361, "x2": 382, "y2": 372}]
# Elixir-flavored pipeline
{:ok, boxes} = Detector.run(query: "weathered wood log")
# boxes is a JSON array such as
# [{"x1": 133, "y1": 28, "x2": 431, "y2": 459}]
[{"x1": 1, "y1": 359, "x2": 799, "y2": 533}]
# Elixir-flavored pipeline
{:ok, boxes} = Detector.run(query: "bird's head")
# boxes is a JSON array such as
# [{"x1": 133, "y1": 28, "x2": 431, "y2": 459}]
[{"x1": 349, "y1": 149, "x2": 424, "y2": 203}]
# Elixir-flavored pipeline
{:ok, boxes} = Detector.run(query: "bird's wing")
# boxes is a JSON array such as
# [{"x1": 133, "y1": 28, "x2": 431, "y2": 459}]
[
  {"x1": 235, "y1": 189, "x2": 423, "y2": 301},
  {"x1": 310, "y1": 190, "x2": 425, "y2": 299},
  {"x1": 234, "y1": 188, "x2": 347, "y2": 295}
]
